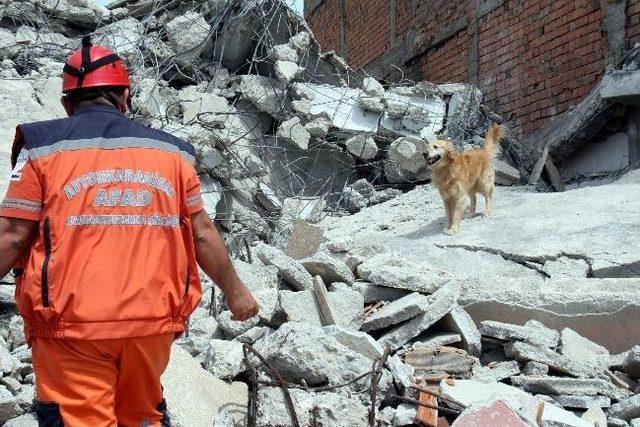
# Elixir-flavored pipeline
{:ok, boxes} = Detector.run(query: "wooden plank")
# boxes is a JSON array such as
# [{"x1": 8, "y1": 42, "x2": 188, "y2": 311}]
[
  {"x1": 415, "y1": 393, "x2": 438, "y2": 427},
  {"x1": 312, "y1": 276, "x2": 336, "y2": 326}
]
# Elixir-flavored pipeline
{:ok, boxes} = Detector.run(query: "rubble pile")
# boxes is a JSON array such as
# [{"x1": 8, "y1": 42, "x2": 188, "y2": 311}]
[{"x1": 0, "y1": 0, "x2": 639, "y2": 426}]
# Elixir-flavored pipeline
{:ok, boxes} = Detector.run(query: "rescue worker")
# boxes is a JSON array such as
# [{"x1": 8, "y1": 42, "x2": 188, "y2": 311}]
[{"x1": 0, "y1": 36, "x2": 259, "y2": 426}]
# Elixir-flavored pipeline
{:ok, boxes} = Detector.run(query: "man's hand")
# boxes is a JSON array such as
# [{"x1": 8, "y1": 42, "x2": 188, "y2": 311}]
[
  {"x1": 226, "y1": 284, "x2": 259, "y2": 321},
  {"x1": 191, "y1": 210, "x2": 260, "y2": 320}
]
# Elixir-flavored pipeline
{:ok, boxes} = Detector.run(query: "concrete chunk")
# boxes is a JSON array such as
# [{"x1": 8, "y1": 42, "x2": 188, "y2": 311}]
[
  {"x1": 582, "y1": 406, "x2": 607, "y2": 427},
  {"x1": 3, "y1": 413, "x2": 38, "y2": 427},
  {"x1": 509, "y1": 376, "x2": 630, "y2": 400},
  {"x1": 357, "y1": 253, "x2": 448, "y2": 293},
  {"x1": 361, "y1": 292, "x2": 429, "y2": 332},
  {"x1": 377, "y1": 282, "x2": 460, "y2": 351},
  {"x1": 301, "y1": 253, "x2": 355, "y2": 284},
  {"x1": 162, "y1": 345, "x2": 247, "y2": 426},
  {"x1": 204, "y1": 339, "x2": 245, "y2": 380},
  {"x1": 610, "y1": 394, "x2": 640, "y2": 422},
  {"x1": 345, "y1": 135, "x2": 378, "y2": 160},
  {"x1": 255, "y1": 243, "x2": 313, "y2": 290},
  {"x1": 412, "y1": 332, "x2": 462, "y2": 351},
  {"x1": 480, "y1": 320, "x2": 560, "y2": 348},
  {"x1": 165, "y1": 12, "x2": 210, "y2": 63},
  {"x1": 522, "y1": 361, "x2": 549, "y2": 376},
  {"x1": 0, "y1": 385, "x2": 24, "y2": 422},
  {"x1": 471, "y1": 360, "x2": 520, "y2": 383},
  {"x1": 275, "y1": 60, "x2": 304, "y2": 83},
  {"x1": 280, "y1": 288, "x2": 363, "y2": 330},
  {"x1": 441, "y1": 306, "x2": 482, "y2": 357},
  {"x1": 600, "y1": 70, "x2": 640, "y2": 104},
  {"x1": 544, "y1": 394, "x2": 610, "y2": 409},
  {"x1": 505, "y1": 341, "x2": 602, "y2": 379},
  {"x1": 324, "y1": 326, "x2": 383, "y2": 360},
  {"x1": 560, "y1": 328, "x2": 609, "y2": 363},
  {"x1": 277, "y1": 116, "x2": 311, "y2": 150},
  {"x1": 0, "y1": 338, "x2": 18, "y2": 375}
]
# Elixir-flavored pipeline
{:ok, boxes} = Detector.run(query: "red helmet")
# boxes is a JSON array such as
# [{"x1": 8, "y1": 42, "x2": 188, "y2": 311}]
[{"x1": 62, "y1": 36, "x2": 130, "y2": 93}]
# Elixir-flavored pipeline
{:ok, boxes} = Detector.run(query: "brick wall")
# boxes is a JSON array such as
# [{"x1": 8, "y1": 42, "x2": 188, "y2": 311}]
[{"x1": 306, "y1": 0, "x2": 640, "y2": 137}]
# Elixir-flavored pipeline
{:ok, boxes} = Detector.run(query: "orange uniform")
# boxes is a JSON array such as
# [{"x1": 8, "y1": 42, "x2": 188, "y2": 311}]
[{"x1": 1, "y1": 104, "x2": 204, "y2": 425}]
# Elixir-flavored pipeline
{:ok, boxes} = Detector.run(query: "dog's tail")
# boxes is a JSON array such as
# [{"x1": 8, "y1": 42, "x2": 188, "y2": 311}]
[{"x1": 483, "y1": 123, "x2": 503, "y2": 158}]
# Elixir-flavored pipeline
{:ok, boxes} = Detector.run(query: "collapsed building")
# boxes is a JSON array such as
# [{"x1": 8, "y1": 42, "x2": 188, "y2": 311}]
[{"x1": 0, "y1": 0, "x2": 639, "y2": 426}]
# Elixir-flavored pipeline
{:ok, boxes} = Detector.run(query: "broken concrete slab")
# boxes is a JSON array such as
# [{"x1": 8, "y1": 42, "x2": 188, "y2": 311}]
[
  {"x1": 505, "y1": 341, "x2": 602, "y2": 379},
  {"x1": 324, "y1": 326, "x2": 384, "y2": 360},
  {"x1": 284, "y1": 220, "x2": 324, "y2": 260},
  {"x1": 442, "y1": 306, "x2": 482, "y2": 357},
  {"x1": 378, "y1": 282, "x2": 460, "y2": 351},
  {"x1": 582, "y1": 406, "x2": 607, "y2": 427},
  {"x1": 361, "y1": 292, "x2": 429, "y2": 332},
  {"x1": 609, "y1": 394, "x2": 640, "y2": 422},
  {"x1": 472, "y1": 360, "x2": 520, "y2": 383},
  {"x1": 544, "y1": 394, "x2": 611, "y2": 409},
  {"x1": 522, "y1": 362, "x2": 549, "y2": 376},
  {"x1": 600, "y1": 70, "x2": 640, "y2": 105},
  {"x1": 509, "y1": 376, "x2": 630, "y2": 400},
  {"x1": 560, "y1": 328, "x2": 609, "y2": 365},
  {"x1": 275, "y1": 60, "x2": 304, "y2": 83},
  {"x1": 161, "y1": 345, "x2": 247, "y2": 426},
  {"x1": 254, "y1": 243, "x2": 313, "y2": 290},
  {"x1": 562, "y1": 132, "x2": 631, "y2": 182},
  {"x1": 254, "y1": 322, "x2": 385, "y2": 390},
  {"x1": 301, "y1": 253, "x2": 355, "y2": 284},
  {"x1": 387, "y1": 354, "x2": 415, "y2": 390},
  {"x1": 622, "y1": 345, "x2": 640, "y2": 379},
  {"x1": 256, "y1": 387, "x2": 369, "y2": 426},
  {"x1": 494, "y1": 159, "x2": 522, "y2": 186},
  {"x1": 384, "y1": 136, "x2": 430, "y2": 183},
  {"x1": 480, "y1": 320, "x2": 560, "y2": 348},
  {"x1": 240, "y1": 75, "x2": 288, "y2": 120},
  {"x1": 217, "y1": 311, "x2": 260, "y2": 339},
  {"x1": 393, "y1": 403, "x2": 418, "y2": 426},
  {"x1": 165, "y1": 12, "x2": 211, "y2": 63},
  {"x1": 357, "y1": 253, "x2": 449, "y2": 294},
  {"x1": 412, "y1": 332, "x2": 462, "y2": 351},
  {"x1": 279, "y1": 288, "x2": 363, "y2": 330}
]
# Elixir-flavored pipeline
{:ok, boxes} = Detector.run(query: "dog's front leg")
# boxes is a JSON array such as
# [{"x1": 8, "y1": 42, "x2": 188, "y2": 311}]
[
  {"x1": 445, "y1": 198, "x2": 463, "y2": 235},
  {"x1": 444, "y1": 198, "x2": 455, "y2": 232},
  {"x1": 467, "y1": 193, "x2": 477, "y2": 216}
]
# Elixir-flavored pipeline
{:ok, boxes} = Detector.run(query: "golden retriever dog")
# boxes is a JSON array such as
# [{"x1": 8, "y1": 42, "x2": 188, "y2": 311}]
[{"x1": 423, "y1": 124, "x2": 503, "y2": 235}]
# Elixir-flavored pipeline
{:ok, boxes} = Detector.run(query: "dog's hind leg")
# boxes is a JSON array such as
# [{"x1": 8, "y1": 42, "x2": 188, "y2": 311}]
[{"x1": 482, "y1": 185, "x2": 494, "y2": 216}]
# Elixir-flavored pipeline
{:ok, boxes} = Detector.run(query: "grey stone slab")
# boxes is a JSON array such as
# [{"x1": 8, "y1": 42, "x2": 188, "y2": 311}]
[
  {"x1": 610, "y1": 394, "x2": 640, "y2": 422},
  {"x1": 255, "y1": 243, "x2": 313, "y2": 290},
  {"x1": 522, "y1": 361, "x2": 549, "y2": 376},
  {"x1": 280, "y1": 288, "x2": 363, "y2": 330},
  {"x1": 600, "y1": 70, "x2": 640, "y2": 104},
  {"x1": 301, "y1": 253, "x2": 355, "y2": 284},
  {"x1": 545, "y1": 394, "x2": 610, "y2": 409},
  {"x1": 361, "y1": 292, "x2": 428, "y2": 332},
  {"x1": 162, "y1": 345, "x2": 247, "y2": 426},
  {"x1": 412, "y1": 332, "x2": 462, "y2": 351},
  {"x1": 509, "y1": 376, "x2": 630, "y2": 401},
  {"x1": 505, "y1": 341, "x2": 602, "y2": 379},
  {"x1": 377, "y1": 282, "x2": 460, "y2": 351},
  {"x1": 324, "y1": 326, "x2": 383, "y2": 361},
  {"x1": 471, "y1": 360, "x2": 520, "y2": 383},
  {"x1": 203, "y1": 339, "x2": 245, "y2": 380},
  {"x1": 480, "y1": 320, "x2": 560, "y2": 348},
  {"x1": 441, "y1": 306, "x2": 482, "y2": 357}
]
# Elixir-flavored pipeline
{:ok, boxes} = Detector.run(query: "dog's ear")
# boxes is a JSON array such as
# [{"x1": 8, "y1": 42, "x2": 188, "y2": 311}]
[{"x1": 442, "y1": 140, "x2": 456, "y2": 158}]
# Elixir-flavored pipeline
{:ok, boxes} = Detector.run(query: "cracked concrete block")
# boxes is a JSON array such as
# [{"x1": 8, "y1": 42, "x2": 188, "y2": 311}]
[
  {"x1": 471, "y1": 360, "x2": 520, "y2": 383},
  {"x1": 256, "y1": 387, "x2": 368, "y2": 427},
  {"x1": 393, "y1": 403, "x2": 417, "y2": 426},
  {"x1": 361, "y1": 292, "x2": 429, "y2": 332},
  {"x1": 270, "y1": 44, "x2": 298, "y2": 62},
  {"x1": 545, "y1": 394, "x2": 611, "y2": 409},
  {"x1": 0, "y1": 338, "x2": 18, "y2": 375},
  {"x1": 234, "y1": 326, "x2": 273, "y2": 344},
  {"x1": 387, "y1": 354, "x2": 415, "y2": 389},
  {"x1": 304, "y1": 116, "x2": 332, "y2": 138},
  {"x1": 3, "y1": 413, "x2": 38, "y2": 427},
  {"x1": 412, "y1": 332, "x2": 462, "y2": 351},
  {"x1": 165, "y1": 12, "x2": 211, "y2": 63},
  {"x1": 255, "y1": 243, "x2": 313, "y2": 290},
  {"x1": 480, "y1": 320, "x2": 560, "y2": 348},
  {"x1": 522, "y1": 361, "x2": 549, "y2": 376},
  {"x1": 362, "y1": 77, "x2": 385, "y2": 96},
  {"x1": 217, "y1": 311, "x2": 260, "y2": 338},
  {"x1": 240, "y1": 75, "x2": 288, "y2": 120},
  {"x1": 359, "y1": 96, "x2": 386, "y2": 113},
  {"x1": 582, "y1": 406, "x2": 607, "y2": 427},
  {"x1": 275, "y1": 60, "x2": 305, "y2": 83},
  {"x1": 277, "y1": 116, "x2": 311, "y2": 149},
  {"x1": 509, "y1": 376, "x2": 630, "y2": 400},
  {"x1": 505, "y1": 341, "x2": 603, "y2": 379},
  {"x1": 301, "y1": 253, "x2": 355, "y2": 284},
  {"x1": 441, "y1": 306, "x2": 482, "y2": 357},
  {"x1": 357, "y1": 253, "x2": 448, "y2": 293},
  {"x1": 324, "y1": 326, "x2": 384, "y2": 360},
  {"x1": 541, "y1": 257, "x2": 591, "y2": 278},
  {"x1": 377, "y1": 282, "x2": 460, "y2": 351},
  {"x1": 609, "y1": 394, "x2": 640, "y2": 422},
  {"x1": 178, "y1": 87, "x2": 229, "y2": 124},
  {"x1": 560, "y1": 327, "x2": 609, "y2": 364},
  {"x1": 384, "y1": 136, "x2": 430, "y2": 183},
  {"x1": 345, "y1": 135, "x2": 378, "y2": 160},
  {"x1": 284, "y1": 220, "x2": 324, "y2": 260},
  {"x1": 279, "y1": 288, "x2": 363, "y2": 330},
  {"x1": 289, "y1": 31, "x2": 311, "y2": 51},
  {"x1": 204, "y1": 339, "x2": 245, "y2": 380}
]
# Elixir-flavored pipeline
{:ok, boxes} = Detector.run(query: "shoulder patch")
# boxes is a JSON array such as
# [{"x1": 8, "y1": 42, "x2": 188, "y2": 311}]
[{"x1": 10, "y1": 148, "x2": 29, "y2": 182}]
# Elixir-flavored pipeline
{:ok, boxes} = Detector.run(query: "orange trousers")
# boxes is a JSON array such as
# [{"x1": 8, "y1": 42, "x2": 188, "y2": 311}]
[{"x1": 31, "y1": 334, "x2": 173, "y2": 427}]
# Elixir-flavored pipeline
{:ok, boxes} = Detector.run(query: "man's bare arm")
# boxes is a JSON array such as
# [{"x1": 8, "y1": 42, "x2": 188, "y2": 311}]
[
  {"x1": 190, "y1": 210, "x2": 258, "y2": 321},
  {"x1": 0, "y1": 217, "x2": 38, "y2": 279}
]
